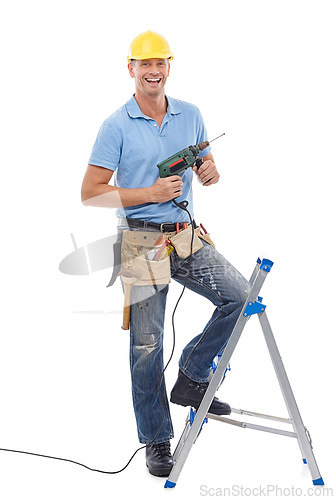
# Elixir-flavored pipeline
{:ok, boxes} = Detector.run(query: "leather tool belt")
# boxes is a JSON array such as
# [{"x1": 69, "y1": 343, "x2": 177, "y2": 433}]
[
  {"x1": 110, "y1": 218, "x2": 216, "y2": 330},
  {"x1": 118, "y1": 217, "x2": 197, "y2": 233}
]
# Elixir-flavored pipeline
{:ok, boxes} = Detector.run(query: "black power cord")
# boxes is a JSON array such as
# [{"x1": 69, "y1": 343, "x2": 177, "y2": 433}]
[{"x1": 0, "y1": 199, "x2": 195, "y2": 475}]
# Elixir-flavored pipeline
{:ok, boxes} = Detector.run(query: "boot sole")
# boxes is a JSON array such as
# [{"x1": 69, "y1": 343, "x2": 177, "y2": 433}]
[
  {"x1": 170, "y1": 394, "x2": 231, "y2": 416},
  {"x1": 146, "y1": 463, "x2": 173, "y2": 477}
]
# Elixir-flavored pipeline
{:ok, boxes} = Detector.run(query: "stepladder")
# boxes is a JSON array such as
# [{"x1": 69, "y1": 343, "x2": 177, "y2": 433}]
[{"x1": 165, "y1": 258, "x2": 324, "y2": 488}]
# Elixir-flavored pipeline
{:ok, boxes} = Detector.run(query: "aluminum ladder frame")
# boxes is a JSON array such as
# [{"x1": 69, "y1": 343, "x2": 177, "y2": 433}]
[{"x1": 164, "y1": 258, "x2": 324, "y2": 488}]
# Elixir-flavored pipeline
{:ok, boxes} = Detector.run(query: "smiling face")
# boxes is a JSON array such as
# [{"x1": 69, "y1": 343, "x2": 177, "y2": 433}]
[{"x1": 128, "y1": 58, "x2": 170, "y2": 99}]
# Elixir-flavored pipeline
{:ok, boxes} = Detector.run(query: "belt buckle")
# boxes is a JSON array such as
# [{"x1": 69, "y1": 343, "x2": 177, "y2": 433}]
[{"x1": 160, "y1": 222, "x2": 172, "y2": 232}]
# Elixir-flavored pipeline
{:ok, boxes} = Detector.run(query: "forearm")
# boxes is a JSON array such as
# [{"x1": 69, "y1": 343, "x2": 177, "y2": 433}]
[{"x1": 82, "y1": 183, "x2": 153, "y2": 208}]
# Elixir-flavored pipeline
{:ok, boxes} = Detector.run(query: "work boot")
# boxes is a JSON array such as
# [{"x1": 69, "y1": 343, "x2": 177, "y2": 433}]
[
  {"x1": 146, "y1": 441, "x2": 173, "y2": 477},
  {"x1": 170, "y1": 369, "x2": 231, "y2": 416}
]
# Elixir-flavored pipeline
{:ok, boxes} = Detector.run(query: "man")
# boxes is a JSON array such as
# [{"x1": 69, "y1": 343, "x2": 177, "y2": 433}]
[{"x1": 81, "y1": 30, "x2": 250, "y2": 478}]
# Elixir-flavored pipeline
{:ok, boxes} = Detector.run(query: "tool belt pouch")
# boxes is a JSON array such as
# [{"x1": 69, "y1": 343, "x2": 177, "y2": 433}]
[
  {"x1": 120, "y1": 230, "x2": 172, "y2": 286},
  {"x1": 197, "y1": 231, "x2": 216, "y2": 248},
  {"x1": 120, "y1": 230, "x2": 172, "y2": 330},
  {"x1": 170, "y1": 226, "x2": 203, "y2": 258}
]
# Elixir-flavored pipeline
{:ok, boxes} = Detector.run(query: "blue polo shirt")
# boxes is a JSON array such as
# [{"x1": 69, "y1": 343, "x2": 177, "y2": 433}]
[{"x1": 88, "y1": 95, "x2": 211, "y2": 223}]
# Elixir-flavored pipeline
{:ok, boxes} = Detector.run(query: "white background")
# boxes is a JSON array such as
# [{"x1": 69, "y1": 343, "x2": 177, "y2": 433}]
[{"x1": 0, "y1": 0, "x2": 333, "y2": 498}]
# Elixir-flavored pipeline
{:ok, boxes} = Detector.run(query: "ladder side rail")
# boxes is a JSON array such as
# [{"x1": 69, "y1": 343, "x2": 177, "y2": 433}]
[
  {"x1": 172, "y1": 418, "x2": 192, "y2": 463},
  {"x1": 258, "y1": 311, "x2": 323, "y2": 483},
  {"x1": 249, "y1": 258, "x2": 262, "y2": 285},
  {"x1": 258, "y1": 312, "x2": 307, "y2": 459},
  {"x1": 166, "y1": 266, "x2": 270, "y2": 487},
  {"x1": 166, "y1": 312, "x2": 250, "y2": 487}
]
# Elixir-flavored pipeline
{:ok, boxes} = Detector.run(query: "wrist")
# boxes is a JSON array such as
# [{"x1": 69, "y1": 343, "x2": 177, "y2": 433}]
[{"x1": 146, "y1": 185, "x2": 155, "y2": 203}]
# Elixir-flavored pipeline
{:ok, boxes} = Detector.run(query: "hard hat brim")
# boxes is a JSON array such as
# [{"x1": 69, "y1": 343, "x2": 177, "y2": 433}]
[{"x1": 127, "y1": 54, "x2": 174, "y2": 62}]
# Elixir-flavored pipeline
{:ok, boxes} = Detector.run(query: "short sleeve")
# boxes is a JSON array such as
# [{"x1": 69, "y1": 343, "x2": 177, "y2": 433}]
[
  {"x1": 195, "y1": 108, "x2": 211, "y2": 158},
  {"x1": 88, "y1": 120, "x2": 122, "y2": 171}
]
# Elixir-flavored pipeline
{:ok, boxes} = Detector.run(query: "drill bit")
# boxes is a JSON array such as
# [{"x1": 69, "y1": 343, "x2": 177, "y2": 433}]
[
  {"x1": 209, "y1": 132, "x2": 225, "y2": 143},
  {"x1": 198, "y1": 133, "x2": 225, "y2": 151}
]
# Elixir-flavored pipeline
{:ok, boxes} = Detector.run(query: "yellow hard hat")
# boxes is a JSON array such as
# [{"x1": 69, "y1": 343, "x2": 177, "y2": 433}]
[{"x1": 127, "y1": 30, "x2": 174, "y2": 62}]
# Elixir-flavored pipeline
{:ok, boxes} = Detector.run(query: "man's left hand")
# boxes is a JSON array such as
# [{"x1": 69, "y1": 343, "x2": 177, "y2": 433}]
[{"x1": 192, "y1": 160, "x2": 220, "y2": 186}]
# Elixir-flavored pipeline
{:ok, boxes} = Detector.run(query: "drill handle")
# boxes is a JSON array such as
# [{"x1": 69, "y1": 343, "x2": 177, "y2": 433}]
[{"x1": 195, "y1": 158, "x2": 203, "y2": 169}]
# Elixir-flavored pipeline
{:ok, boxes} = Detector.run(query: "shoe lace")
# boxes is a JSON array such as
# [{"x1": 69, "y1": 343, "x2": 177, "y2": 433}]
[
  {"x1": 153, "y1": 442, "x2": 171, "y2": 458},
  {"x1": 190, "y1": 381, "x2": 208, "y2": 394}
]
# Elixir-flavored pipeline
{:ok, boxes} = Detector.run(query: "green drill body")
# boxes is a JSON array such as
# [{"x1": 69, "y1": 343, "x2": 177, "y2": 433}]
[
  {"x1": 157, "y1": 145, "x2": 201, "y2": 178},
  {"x1": 156, "y1": 134, "x2": 224, "y2": 178}
]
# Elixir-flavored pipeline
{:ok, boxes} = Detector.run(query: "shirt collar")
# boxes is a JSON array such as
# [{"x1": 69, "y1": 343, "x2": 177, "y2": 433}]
[
  {"x1": 125, "y1": 95, "x2": 181, "y2": 119},
  {"x1": 166, "y1": 96, "x2": 182, "y2": 115}
]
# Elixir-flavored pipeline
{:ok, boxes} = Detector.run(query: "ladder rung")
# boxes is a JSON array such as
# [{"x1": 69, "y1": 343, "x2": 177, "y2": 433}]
[
  {"x1": 207, "y1": 413, "x2": 298, "y2": 438},
  {"x1": 231, "y1": 408, "x2": 292, "y2": 424}
]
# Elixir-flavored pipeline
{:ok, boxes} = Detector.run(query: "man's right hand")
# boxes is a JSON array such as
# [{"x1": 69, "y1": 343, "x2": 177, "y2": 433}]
[{"x1": 149, "y1": 175, "x2": 183, "y2": 203}]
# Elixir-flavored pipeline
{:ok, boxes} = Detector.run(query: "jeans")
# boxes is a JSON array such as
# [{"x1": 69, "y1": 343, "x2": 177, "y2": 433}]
[{"x1": 120, "y1": 225, "x2": 251, "y2": 445}]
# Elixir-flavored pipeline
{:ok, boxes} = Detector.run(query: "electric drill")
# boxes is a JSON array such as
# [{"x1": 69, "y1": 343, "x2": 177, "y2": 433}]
[{"x1": 157, "y1": 133, "x2": 225, "y2": 178}]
